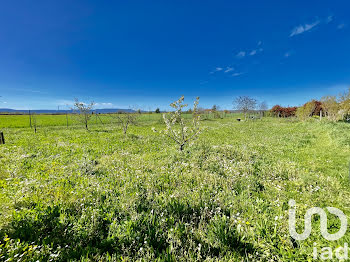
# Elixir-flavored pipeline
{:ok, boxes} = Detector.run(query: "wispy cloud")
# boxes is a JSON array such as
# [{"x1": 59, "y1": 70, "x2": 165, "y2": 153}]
[
  {"x1": 284, "y1": 51, "x2": 292, "y2": 58},
  {"x1": 249, "y1": 50, "x2": 257, "y2": 56},
  {"x1": 224, "y1": 67, "x2": 234, "y2": 73},
  {"x1": 249, "y1": 46, "x2": 264, "y2": 56},
  {"x1": 57, "y1": 99, "x2": 75, "y2": 106},
  {"x1": 326, "y1": 15, "x2": 334, "y2": 24},
  {"x1": 209, "y1": 67, "x2": 224, "y2": 74},
  {"x1": 95, "y1": 102, "x2": 114, "y2": 108},
  {"x1": 209, "y1": 40, "x2": 261, "y2": 79},
  {"x1": 236, "y1": 51, "x2": 246, "y2": 58},
  {"x1": 337, "y1": 23, "x2": 346, "y2": 29},
  {"x1": 290, "y1": 20, "x2": 320, "y2": 37}
]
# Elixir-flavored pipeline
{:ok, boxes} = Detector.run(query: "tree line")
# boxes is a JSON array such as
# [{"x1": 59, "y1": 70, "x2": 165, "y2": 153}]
[{"x1": 270, "y1": 88, "x2": 350, "y2": 121}]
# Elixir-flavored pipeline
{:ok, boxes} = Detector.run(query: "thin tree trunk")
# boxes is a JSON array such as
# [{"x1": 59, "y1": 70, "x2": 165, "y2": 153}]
[
  {"x1": 29, "y1": 110, "x2": 32, "y2": 128},
  {"x1": 0, "y1": 132, "x2": 5, "y2": 144},
  {"x1": 180, "y1": 144, "x2": 184, "y2": 151}
]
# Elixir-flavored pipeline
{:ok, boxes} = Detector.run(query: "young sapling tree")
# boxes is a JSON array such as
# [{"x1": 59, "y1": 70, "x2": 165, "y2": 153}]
[
  {"x1": 111, "y1": 111, "x2": 138, "y2": 135},
  {"x1": 32, "y1": 113, "x2": 38, "y2": 133},
  {"x1": 259, "y1": 101, "x2": 268, "y2": 117},
  {"x1": 0, "y1": 96, "x2": 4, "y2": 144},
  {"x1": 73, "y1": 99, "x2": 95, "y2": 130},
  {"x1": 160, "y1": 96, "x2": 201, "y2": 151}
]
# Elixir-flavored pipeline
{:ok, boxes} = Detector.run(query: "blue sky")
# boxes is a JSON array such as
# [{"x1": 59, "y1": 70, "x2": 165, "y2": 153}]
[{"x1": 0, "y1": 0, "x2": 349, "y2": 110}]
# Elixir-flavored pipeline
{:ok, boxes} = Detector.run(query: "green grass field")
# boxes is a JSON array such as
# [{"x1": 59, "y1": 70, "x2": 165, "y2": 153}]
[
  {"x1": 0, "y1": 113, "x2": 164, "y2": 128},
  {"x1": 0, "y1": 113, "x2": 221, "y2": 129},
  {"x1": 0, "y1": 115, "x2": 350, "y2": 261}
]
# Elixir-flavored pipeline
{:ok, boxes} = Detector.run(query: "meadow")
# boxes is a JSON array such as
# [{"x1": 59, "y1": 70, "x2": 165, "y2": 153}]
[
  {"x1": 0, "y1": 113, "x2": 203, "y2": 129},
  {"x1": 0, "y1": 114, "x2": 350, "y2": 261}
]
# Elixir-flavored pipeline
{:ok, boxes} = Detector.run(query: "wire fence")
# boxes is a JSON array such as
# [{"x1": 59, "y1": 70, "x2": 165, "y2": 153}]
[{"x1": 0, "y1": 112, "x2": 243, "y2": 129}]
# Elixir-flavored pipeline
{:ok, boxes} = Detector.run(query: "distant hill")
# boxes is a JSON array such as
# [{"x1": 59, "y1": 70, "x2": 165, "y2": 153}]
[{"x1": 0, "y1": 108, "x2": 137, "y2": 114}]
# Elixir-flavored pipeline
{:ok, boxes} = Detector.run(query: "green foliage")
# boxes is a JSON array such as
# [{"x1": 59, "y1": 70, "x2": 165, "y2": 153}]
[
  {"x1": 321, "y1": 95, "x2": 339, "y2": 121},
  {"x1": 0, "y1": 117, "x2": 350, "y2": 260},
  {"x1": 296, "y1": 102, "x2": 314, "y2": 121},
  {"x1": 211, "y1": 105, "x2": 222, "y2": 119}
]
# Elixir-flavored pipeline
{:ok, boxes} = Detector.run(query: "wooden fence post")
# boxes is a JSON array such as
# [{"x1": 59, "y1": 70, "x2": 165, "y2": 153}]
[
  {"x1": 29, "y1": 110, "x2": 32, "y2": 128},
  {"x1": 0, "y1": 132, "x2": 5, "y2": 144}
]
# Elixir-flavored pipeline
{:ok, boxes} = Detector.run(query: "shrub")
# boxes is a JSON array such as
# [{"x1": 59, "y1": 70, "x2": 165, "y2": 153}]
[
  {"x1": 270, "y1": 105, "x2": 297, "y2": 117},
  {"x1": 211, "y1": 105, "x2": 222, "y2": 119},
  {"x1": 321, "y1": 96, "x2": 339, "y2": 121},
  {"x1": 296, "y1": 100, "x2": 324, "y2": 121}
]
